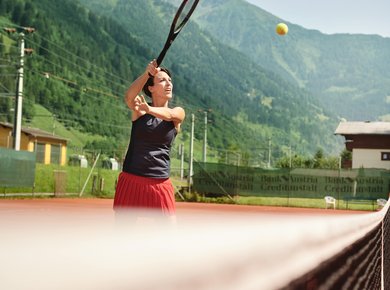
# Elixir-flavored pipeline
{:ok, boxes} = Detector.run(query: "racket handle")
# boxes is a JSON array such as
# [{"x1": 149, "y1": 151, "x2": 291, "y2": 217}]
[
  {"x1": 148, "y1": 49, "x2": 167, "y2": 77},
  {"x1": 156, "y1": 39, "x2": 173, "y2": 66},
  {"x1": 156, "y1": 49, "x2": 167, "y2": 67}
]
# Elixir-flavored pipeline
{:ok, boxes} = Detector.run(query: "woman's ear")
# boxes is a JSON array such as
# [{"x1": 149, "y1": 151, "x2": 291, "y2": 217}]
[{"x1": 148, "y1": 85, "x2": 154, "y2": 94}]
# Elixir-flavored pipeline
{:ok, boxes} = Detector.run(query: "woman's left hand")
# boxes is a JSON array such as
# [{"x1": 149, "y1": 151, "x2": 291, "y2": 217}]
[{"x1": 133, "y1": 95, "x2": 150, "y2": 115}]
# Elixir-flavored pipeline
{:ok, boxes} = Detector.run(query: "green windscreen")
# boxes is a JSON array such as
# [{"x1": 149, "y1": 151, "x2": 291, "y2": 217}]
[
  {"x1": 0, "y1": 148, "x2": 36, "y2": 187},
  {"x1": 193, "y1": 162, "x2": 390, "y2": 200}
]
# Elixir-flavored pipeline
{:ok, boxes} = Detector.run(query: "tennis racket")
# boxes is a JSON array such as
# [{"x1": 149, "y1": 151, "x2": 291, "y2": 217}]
[{"x1": 156, "y1": 0, "x2": 200, "y2": 66}]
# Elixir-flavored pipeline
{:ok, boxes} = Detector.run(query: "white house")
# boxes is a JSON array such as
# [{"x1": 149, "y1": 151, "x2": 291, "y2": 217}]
[{"x1": 335, "y1": 121, "x2": 390, "y2": 169}]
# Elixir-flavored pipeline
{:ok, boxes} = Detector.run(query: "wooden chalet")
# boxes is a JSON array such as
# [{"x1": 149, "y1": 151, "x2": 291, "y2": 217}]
[{"x1": 335, "y1": 121, "x2": 390, "y2": 169}]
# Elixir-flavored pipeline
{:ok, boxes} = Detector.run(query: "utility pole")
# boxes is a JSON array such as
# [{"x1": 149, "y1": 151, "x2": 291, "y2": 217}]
[
  {"x1": 188, "y1": 114, "x2": 195, "y2": 192},
  {"x1": 12, "y1": 32, "x2": 25, "y2": 150},
  {"x1": 268, "y1": 137, "x2": 272, "y2": 168},
  {"x1": 180, "y1": 143, "x2": 185, "y2": 180},
  {"x1": 197, "y1": 109, "x2": 211, "y2": 163},
  {"x1": 52, "y1": 114, "x2": 56, "y2": 135},
  {"x1": 203, "y1": 110, "x2": 207, "y2": 162},
  {"x1": 5, "y1": 27, "x2": 35, "y2": 150}
]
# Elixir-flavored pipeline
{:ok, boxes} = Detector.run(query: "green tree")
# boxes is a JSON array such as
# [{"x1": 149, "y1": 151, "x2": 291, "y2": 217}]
[
  {"x1": 11, "y1": 2, "x2": 23, "y2": 24},
  {"x1": 311, "y1": 149, "x2": 323, "y2": 168}
]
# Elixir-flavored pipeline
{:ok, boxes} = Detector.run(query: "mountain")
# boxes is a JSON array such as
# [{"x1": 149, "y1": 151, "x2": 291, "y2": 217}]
[
  {"x1": 193, "y1": 0, "x2": 390, "y2": 121},
  {"x1": 75, "y1": 0, "x2": 341, "y2": 153},
  {"x1": 0, "y1": 0, "x2": 146, "y2": 147},
  {"x1": 0, "y1": 0, "x2": 340, "y2": 163}
]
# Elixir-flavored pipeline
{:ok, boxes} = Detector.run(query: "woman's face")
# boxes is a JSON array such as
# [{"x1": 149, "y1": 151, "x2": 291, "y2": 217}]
[{"x1": 149, "y1": 71, "x2": 173, "y2": 100}]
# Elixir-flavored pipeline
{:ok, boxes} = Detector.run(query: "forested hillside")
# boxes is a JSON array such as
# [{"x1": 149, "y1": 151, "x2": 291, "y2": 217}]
[
  {"x1": 0, "y1": 0, "x2": 341, "y2": 163},
  {"x1": 76, "y1": 0, "x2": 341, "y2": 154},
  {"x1": 0, "y1": 0, "x2": 147, "y2": 153},
  {"x1": 194, "y1": 0, "x2": 390, "y2": 121}
]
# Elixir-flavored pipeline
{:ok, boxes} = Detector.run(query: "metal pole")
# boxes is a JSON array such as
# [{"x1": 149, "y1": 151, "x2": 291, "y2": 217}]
[
  {"x1": 203, "y1": 111, "x2": 207, "y2": 162},
  {"x1": 180, "y1": 143, "x2": 184, "y2": 180},
  {"x1": 268, "y1": 137, "x2": 272, "y2": 168},
  {"x1": 13, "y1": 33, "x2": 25, "y2": 151},
  {"x1": 188, "y1": 114, "x2": 195, "y2": 192},
  {"x1": 79, "y1": 153, "x2": 100, "y2": 197}
]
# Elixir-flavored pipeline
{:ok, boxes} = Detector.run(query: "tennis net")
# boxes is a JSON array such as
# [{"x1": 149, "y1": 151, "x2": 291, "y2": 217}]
[
  {"x1": 280, "y1": 197, "x2": 389, "y2": 290},
  {"x1": 0, "y1": 198, "x2": 388, "y2": 289}
]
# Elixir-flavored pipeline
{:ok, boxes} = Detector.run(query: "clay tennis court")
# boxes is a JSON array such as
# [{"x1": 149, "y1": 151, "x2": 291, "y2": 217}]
[
  {"x1": 0, "y1": 197, "x2": 368, "y2": 230},
  {"x1": 0, "y1": 197, "x2": 381, "y2": 290},
  {"x1": 0, "y1": 197, "x2": 368, "y2": 218}
]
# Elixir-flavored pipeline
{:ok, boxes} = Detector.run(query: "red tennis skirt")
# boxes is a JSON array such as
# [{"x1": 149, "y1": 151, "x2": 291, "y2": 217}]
[{"x1": 113, "y1": 172, "x2": 175, "y2": 215}]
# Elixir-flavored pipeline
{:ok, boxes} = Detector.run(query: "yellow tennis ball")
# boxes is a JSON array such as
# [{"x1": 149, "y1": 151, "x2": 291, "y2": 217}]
[{"x1": 276, "y1": 23, "x2": 288, "y2": 35}]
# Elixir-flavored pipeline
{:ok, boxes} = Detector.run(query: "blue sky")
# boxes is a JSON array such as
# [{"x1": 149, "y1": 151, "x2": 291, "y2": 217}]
[{"x1": 246, "y1": 0, "x2": 390, "y2": 38}]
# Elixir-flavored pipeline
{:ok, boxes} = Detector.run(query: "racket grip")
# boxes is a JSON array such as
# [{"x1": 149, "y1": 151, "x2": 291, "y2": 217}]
[
  {"x1": 156, "y1": 40, "x2": 173, "y2": 67},
  {"x1": 156, "y1": 47, "x2": 168, "y2": 67}
]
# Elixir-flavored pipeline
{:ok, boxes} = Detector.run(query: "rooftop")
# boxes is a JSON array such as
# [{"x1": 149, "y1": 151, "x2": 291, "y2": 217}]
[
  {"x1": 335, "y1": 121, "x2": 390, "y2": 135},
  {"x1": 0, "y1": 122, "x2": 67, "y2": 142}
]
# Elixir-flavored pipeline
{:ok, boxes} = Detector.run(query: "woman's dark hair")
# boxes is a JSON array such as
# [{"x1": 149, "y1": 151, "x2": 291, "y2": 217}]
[{"x1": 142, "y1": 67, "x2": 172, "y2": 98}]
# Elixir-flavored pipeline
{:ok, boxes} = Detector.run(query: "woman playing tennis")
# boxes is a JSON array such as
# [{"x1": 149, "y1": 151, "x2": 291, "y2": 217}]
[{"x1": 113, "y1": 60, "x2": 185, "y2": 223}]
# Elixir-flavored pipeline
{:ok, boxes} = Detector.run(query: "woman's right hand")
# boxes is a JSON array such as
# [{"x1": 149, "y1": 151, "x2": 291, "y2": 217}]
[{"x1": 146, "y1": 59, "x2": 160, "y2": 77}]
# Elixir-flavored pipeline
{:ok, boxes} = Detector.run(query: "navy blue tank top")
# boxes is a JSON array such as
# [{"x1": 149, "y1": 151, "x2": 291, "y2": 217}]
[{"x1": 122, "y1": 114, "x2": 177, "y2": 178}]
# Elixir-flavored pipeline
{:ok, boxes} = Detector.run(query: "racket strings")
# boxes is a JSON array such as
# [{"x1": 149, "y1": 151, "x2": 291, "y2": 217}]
[{"x1": 174, "y1": 0, "x2": 198, "y2": 33}]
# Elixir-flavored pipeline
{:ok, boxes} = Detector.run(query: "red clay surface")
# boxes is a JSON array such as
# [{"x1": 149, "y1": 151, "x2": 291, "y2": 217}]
[{"x1": 0, "y1": 197, "x2": 368, "y2": 217}]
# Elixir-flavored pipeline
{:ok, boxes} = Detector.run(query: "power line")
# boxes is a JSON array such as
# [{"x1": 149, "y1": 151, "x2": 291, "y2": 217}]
[
  {"x1": 24, "y1": 41, "x2": 128, "y2": 97},
  {"x1": 24, "y1": 34, "x2": 130, "y2": 90},
  {"x1": 0, "y1": 57, "x2": 18, "y2": 66},
  {"x1": 25, "y1": 68, "x2": 128, "y2": 112},
  {"x1": 0, "y1": 25, "x2": 129, "y2": 97},
  {"x1": 22, "y1": 39, "x2": 127, "y2": 96},
  {"x1": 1, "y1": 24, "x2": 209, "y2": 115},
  {"x1": 1, "y1": 22, "x2": 135, "y2": 99},
  {"x1": 0, "y1": 42, "x2": 19, "y2": 50},
  {"x1": 22, "y1": 98, "x2": 131, "y2": 130},
  {"x1": 25, "y1": 32, "x2": 131, "y2": 84},
  {"x1": 0, "y1": 23, "x2": 215, "y2": 144},
  {"x1": 0, "y1": 82, "x2": 13, "y2": 93},
  {"x1": 1, "y1": 39, "x2": 131, "y2": 130}
]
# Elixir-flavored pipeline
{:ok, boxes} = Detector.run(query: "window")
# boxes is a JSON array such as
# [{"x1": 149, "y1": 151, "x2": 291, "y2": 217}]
[
  {"x1": 381, "y1": 152, "x2": 390, "y2": 161},
  {"x1": 36, "y1": 143, "x2": 45, "y2": 163},
  {"x1": 51, "y1": 144, "x2": 61, "y2": 164}
]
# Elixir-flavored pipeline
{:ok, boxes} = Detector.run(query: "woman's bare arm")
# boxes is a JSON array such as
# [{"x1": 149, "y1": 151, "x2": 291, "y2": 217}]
[
  {"x1": 134, "y1": 95, "x2": 185, "y2": 130},
  {"x1": 124, "y1": 60, "x2": 160, "y2": 110}
]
